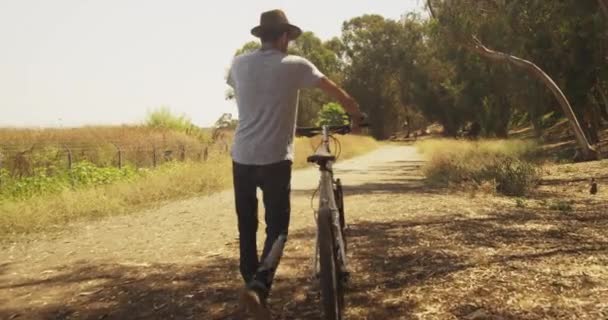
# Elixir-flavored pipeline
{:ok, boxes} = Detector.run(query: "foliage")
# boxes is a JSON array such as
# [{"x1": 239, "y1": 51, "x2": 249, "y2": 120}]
[
  {"x1": 214, "y1": 113, "x2": 238, "y2": 129},
  {"x1": 145, "y1": 106, "x2": 211, "y2": 143},
  {"x1": 0, "y1": 161, "x2": 139, "y2": 201},
  {"x1": 228, "y1": 2, "x2": 608, "y2": 143},
  {"x1": 145, "y1": 106, "x2": 193, "y2": 131},
  {"x1": 418, "y1": 139, "x2": 541, "y2": 196},
  {"x1": 316, "y1": 103, "x2": 349, "y2": 126}
]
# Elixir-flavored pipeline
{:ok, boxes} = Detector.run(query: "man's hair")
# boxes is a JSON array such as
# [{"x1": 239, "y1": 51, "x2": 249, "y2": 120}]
[{"x1": 260, "y1": 28, "x2": 288, "y2": 43}]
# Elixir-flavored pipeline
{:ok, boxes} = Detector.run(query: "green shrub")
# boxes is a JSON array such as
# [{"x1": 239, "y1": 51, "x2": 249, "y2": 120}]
[
  {"x1": 316, "y1": 102, "x2": 349, "y2": 126},
  {"x1": 0, "y1": 161, "x2": 140, "y2": 201},
  {"x1": 145, "y1": 106, "x2": 193, "y2": 131}
]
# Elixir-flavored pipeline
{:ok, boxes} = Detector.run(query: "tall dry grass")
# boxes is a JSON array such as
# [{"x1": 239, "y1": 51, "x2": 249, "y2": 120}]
[
  {"x1": 293, "y1": 134, "x2": 378, "y2": 168},
  {"x1": 0, "y1": 134, "x2": 377, "y2": 238},
  {"x1": 0, "y1": 126, "x2": 213, "y2": 172},
  {"x1": 0, "y1": 152, "x2": 232, "y2": 238},
  {"x1": 417, "y1": 139, "x2": 541, "y2": 196}
]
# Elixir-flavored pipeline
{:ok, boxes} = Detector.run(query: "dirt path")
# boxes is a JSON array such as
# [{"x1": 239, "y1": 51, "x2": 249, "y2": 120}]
[{"x1": 1, "y1": 145, "x2": 607, "y2": 319}]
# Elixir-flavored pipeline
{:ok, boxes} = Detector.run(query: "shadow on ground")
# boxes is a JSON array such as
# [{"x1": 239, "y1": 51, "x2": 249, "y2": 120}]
[
  {"x1": 2, "y1": 158, "x2": 607, "y2": 319},
  {"x1": 2, "y1": 206, "x2": 606, "y2": 319}
]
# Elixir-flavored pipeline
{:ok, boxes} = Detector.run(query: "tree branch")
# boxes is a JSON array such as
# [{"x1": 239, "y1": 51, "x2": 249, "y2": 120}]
[
  {"x1": 469, "y1": 36, "x2": 598, "y2": 160},
  {"x1": 599, "y1": 0, "x2": 608, "y2": 20},
  {"x1": 426, "y1": 0, "x2": 437, "y2": 19}
]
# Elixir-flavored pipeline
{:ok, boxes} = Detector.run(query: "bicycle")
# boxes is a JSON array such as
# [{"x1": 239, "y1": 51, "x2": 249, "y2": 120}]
[{"x1": 295, "y1": 121, "x2": 366, "y2": 320}]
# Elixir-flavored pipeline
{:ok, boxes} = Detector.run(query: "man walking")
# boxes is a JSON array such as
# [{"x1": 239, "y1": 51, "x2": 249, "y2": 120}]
[{"x1": 227, "y1": 9, "x2": 363, "y2": 319}]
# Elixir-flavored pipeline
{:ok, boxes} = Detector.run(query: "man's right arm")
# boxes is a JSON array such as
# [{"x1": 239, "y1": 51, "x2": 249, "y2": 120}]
[{"x1": 317, "y1": 77, "x2": 364, "y2": 130}]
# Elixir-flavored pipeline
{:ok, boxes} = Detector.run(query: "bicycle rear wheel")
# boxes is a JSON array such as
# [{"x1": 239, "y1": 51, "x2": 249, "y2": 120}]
[{"x1": 318, "y1": 208, "x2": 344, "y2": 320}]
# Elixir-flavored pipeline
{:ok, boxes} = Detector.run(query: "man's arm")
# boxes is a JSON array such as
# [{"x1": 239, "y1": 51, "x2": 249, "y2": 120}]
[{"x1": 317, "y1": 77, "x2": 364, "y2": 129}]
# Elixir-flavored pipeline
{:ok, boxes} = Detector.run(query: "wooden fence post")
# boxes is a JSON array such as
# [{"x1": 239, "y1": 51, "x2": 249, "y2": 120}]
[
  {"x1": 152, "y1": 146, "x2": 157, "y2": 168},
  {"x1": 203, "y1": 146, "x2": 209, "y2": 161},
  {"x1": 113, "y1": 144, "x2": 122, "y2": 169},
  {"x1": 64, "y1": 145, "x2": 73, "y2": 170},
  {"x1": 180, "y1": 145, "x2": 186, "y2": 162}
]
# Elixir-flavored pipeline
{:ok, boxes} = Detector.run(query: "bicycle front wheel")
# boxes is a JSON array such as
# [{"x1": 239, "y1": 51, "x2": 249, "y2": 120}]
[{"x1": 318, "y1": 208, "x2": 344, "y2": 320}]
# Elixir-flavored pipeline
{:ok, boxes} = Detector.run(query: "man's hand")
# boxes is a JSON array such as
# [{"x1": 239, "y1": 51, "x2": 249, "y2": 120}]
[
  {"x1": 317, "y1": 78, "x2": 364, "y2": 132},
  {"x1": 348, "y1": 106, "x2": 365, "y2": 134}
]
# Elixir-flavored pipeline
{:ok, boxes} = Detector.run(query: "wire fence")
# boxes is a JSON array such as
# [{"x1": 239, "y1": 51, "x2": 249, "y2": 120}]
[{"x1": 0, "y1": 140, "x2": 230, "y2": 178}]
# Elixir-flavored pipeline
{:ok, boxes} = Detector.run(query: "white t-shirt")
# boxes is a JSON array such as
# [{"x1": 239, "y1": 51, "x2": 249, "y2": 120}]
[{"x1": 227, "y1": 48, "x2": 325, "y2": 165}]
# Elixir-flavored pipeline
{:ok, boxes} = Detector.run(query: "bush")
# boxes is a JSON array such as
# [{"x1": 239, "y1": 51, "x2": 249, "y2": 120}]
[
  {"x1": 316, "y1": 103, "x2": 349, "y2": 126},
  {"x1": 418, "y1": 139, "x2": 540, "y2": 196},
  {"x1": 145, "y1": 106, "x2": 193, "y2": 131},
  {"x1": 0, "y1": 161, "x2": 139, "y2": 201}
]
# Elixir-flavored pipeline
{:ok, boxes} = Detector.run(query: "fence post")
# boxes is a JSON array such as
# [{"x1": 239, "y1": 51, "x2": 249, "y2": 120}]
[
  {"x1": 203, "y1": 146, "x2": 209, "y2": 161},
  {"x1": 152, "y1": 146, "x2": 157, "y2": 168},
  {"x1": 180, "y1": 145, "x2": 186, "y2": 162},
  {"x1": 64, "y1": 145, "x2": 73, "y2": 170},
  {"x1": 113, "y1": 144, "x2": 122, "y2": 169}
]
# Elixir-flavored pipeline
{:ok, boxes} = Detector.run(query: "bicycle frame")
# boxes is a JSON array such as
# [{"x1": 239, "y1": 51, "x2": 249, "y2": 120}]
[{"x1": 312, "y1": 126, "x2": 348, "y2": 279}]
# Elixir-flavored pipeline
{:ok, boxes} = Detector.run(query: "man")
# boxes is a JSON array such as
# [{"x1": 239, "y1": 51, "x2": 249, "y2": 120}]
[{"x1": 227, "y1": 9, "x2": 363, "y2": 319}]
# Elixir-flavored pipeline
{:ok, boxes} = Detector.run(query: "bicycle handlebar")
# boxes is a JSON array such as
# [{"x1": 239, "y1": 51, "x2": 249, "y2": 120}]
[
  {"x1": 295, "y1": 112, "x2": 370, "y2": 138},
  {"x1": 295, "y1": 123, "x2": 370, "y2": 138}
]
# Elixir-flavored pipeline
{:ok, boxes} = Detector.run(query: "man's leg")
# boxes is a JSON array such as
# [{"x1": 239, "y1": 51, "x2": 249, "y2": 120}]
[
  {"x1": 232, "y1": 161, "x2": 260, "y2": 284},
  {"x1": 256, "y1": 160, "x2": 292, "y2": 290}
]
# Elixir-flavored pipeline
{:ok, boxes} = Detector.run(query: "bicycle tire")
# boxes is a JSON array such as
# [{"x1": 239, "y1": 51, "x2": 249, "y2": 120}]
[
  {"x1": 334, "y1": 180, "x2": 347, "y2": 254},
  {"x1": 318, "y1": 208, "x2": 344, "y2": 320}
]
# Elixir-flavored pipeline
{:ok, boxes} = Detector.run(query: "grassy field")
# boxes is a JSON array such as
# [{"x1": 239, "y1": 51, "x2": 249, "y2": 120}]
[
  {"x1": 0, "y1": 126, "x2": 214, "y2": 175},
  {"x1": 0, "y1": 131, "x2": 377, "y2": 239}
]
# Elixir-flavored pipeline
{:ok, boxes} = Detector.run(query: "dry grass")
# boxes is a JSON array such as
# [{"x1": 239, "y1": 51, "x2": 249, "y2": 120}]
[
  {"x1": 0, "y1": 153, "x2": 232, "y2": 238},
  {"x1": 293, "y1": 134, "x2": 378, "y2": 168},
  {"x1": 417, "y1": 139, "x2": 541, "y2": 196},
  {"x1": 0, "y1": 126, "x2": 210, "y2": 147},
  {"x1": 0, "y1": 126, "x2": 213, "y2": 171},
  {"x1": 0, "y1": 134, "x2": 377, "y2": 238}
]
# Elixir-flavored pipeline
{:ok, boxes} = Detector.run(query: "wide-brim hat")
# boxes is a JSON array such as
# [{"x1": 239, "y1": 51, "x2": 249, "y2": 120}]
[{"x1": 251, "y1": 9, "x2": 302, "y2": 40}]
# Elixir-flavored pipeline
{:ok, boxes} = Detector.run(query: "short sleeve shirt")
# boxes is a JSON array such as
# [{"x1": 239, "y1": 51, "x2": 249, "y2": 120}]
[{"x1": 227, "y1": 48, "x2": 325, "y2": 165}]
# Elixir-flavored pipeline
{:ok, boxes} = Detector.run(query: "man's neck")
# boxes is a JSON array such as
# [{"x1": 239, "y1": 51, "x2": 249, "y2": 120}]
[{"x1": 261, "y1": 42, "x2": 285, "y2": 53}]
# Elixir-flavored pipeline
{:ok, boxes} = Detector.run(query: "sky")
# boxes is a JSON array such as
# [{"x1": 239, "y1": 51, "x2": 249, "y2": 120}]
[{"x1": 0, "y1": 0, "x2": 425, "y2": 128}]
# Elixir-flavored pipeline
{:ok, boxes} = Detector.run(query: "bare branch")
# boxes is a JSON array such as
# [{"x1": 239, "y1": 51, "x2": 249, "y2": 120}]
[
  {"x1": 600, "y1": 0, "x2": 608, "y2": 20},
  {"x1": 426, "y1": 0, "x2": 436, "y2": 19},
  {"x1": 469, "y1": 36, "x2": 598, "y2": 160}
]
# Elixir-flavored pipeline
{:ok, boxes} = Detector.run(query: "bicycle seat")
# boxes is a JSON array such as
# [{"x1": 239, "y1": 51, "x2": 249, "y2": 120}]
[{"x1": 307, "y1": 150, "x2": 336, "y2": 164}]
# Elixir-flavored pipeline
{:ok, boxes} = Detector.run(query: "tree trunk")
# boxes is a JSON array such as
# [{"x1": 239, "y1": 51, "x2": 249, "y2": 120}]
[
  {"x1": 600, "y1": 0, "x2": 608, "y2": 19},
  {"x1": 468, "y1": 38, "x2": 599, "y2": 160},
  {"x1": 596, "y1": 86, "x2": 608, "y2": 122}
]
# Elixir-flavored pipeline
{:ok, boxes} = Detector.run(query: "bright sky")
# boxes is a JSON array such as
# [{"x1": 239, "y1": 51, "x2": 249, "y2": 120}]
[{"x1": 0, "y1": 0, "x2": 424, "y2": 128}]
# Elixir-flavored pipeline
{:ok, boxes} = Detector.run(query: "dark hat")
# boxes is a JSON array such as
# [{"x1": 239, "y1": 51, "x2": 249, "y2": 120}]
[{"x1": 251, "y1": 9, "x2": 302, "y2": 40}]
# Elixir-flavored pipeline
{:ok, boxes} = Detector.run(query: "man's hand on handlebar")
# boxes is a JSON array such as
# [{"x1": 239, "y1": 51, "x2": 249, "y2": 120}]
[{"x1": 347, "y1": 107, "x2": 366, "y2": 135}]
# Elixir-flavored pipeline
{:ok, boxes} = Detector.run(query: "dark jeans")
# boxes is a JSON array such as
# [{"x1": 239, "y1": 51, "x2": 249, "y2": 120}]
[{"x1": 232, "y1": 160, "x2": 292, "y2": 290}]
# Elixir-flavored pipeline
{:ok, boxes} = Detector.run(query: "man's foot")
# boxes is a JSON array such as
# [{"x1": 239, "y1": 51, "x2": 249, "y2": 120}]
[{"x1": 239, "y1": 281, "x2": 271, "y2": 320}]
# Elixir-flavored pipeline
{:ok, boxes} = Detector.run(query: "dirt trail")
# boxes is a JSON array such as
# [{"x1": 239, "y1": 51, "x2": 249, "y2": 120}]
[{"x1": 1, "y1": 145, "x2": 607, "y2": 319}]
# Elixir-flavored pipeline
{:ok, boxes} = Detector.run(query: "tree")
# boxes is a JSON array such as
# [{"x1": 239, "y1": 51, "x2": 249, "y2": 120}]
[
  {"x1": 341, "y1": 14, "x2": 426, "y2": 139},
  {"x1": 426, "y1": 0, "x2": 602, "y2": 160},
  {"x1": 316, "y1": 103, "x2": 349, "y2": 126}
]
